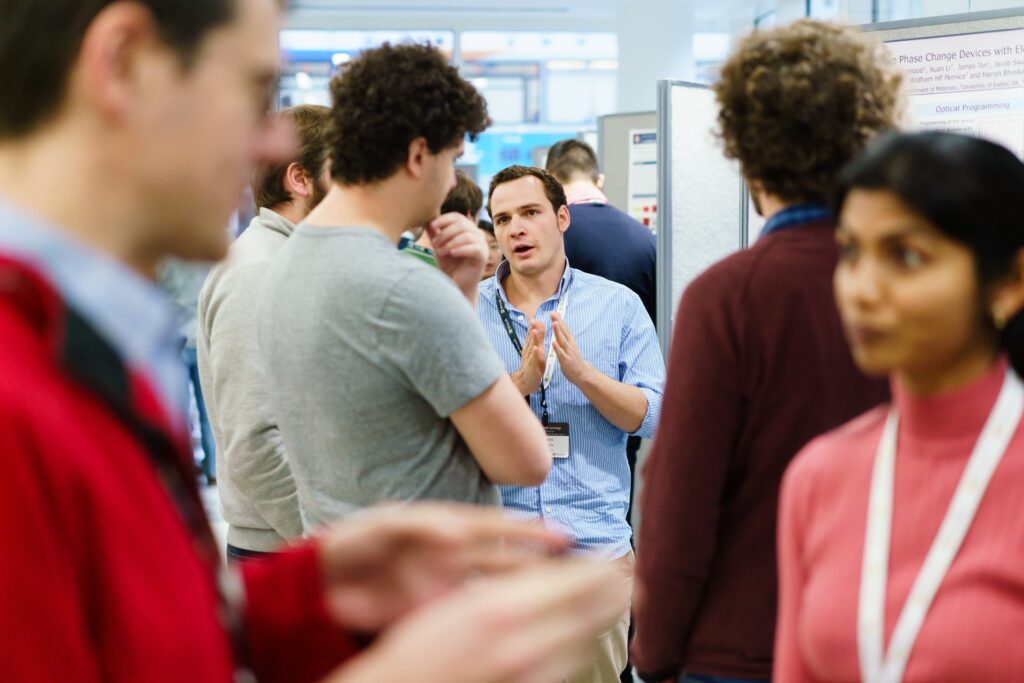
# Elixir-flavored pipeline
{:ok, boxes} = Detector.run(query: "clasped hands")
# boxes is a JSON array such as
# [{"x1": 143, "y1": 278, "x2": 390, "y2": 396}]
[{"x1": 511, "y1": 311, "x2": 593, "y2": 396}]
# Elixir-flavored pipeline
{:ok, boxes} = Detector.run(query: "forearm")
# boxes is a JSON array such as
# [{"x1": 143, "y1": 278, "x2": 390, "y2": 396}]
[{"x1": 575, "y1": 367, "x2": 648, "y2": 433}]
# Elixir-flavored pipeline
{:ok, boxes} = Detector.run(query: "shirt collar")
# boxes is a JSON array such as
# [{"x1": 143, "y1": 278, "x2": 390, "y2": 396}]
[
  {"x1": 255, "y1": 207, "x2": 296, "y2": 238},
  {"x1": 493, "y1": 257, "x2": 572, "y2": 308},
  {"x1": 0, "y1": 196, "x2": 183, "y2": 421},
  {"x1": 565, "y1": 185, "x2": 609, "y2": 206},
  {"x1": 759, "y1": 202, "x2": 832, "y2": 239}
]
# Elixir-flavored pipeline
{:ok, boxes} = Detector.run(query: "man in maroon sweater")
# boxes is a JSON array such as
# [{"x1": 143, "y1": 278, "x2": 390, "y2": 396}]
[
  {"x1": 631, "y1": 21, "x2": 903, "y2": 683},
  {"x1": 0, "y1": 1, "x2": 629, "y2": 682}
]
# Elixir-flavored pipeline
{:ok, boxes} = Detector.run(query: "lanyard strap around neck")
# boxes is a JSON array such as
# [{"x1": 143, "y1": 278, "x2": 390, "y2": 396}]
[
  {"x1": 495, "y1": 277, "x2": 571, "y2": 425},
  {"x1": 858, "y1": 368, "x2": 1023, "y2": 683}
]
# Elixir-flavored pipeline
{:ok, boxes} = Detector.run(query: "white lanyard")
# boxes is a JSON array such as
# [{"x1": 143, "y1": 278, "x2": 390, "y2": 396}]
[
  {"x1": 541, "y1": 288, "x2": 571, "y2": 392},
  {"x1": 857, "y1": 368, "x2": 1023, "y2": 683}
]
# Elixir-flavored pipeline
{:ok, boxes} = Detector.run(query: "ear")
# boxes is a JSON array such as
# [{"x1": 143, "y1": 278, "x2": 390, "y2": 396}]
[
  {"x1": 596, "y1": 173, "x2": 606, "y2": 190},
  {"x1": 75, "y1": 3, "x2": 162, "y2": 124},
  {"x1": 557, "y1": 205, "x2": 571, "y2": 235},
  {"x1": 284, "y1": 162, "x2": 311, "y2": 199},
  {"x1": 991, "y1": 248, "x2": 1024, "y2": 327},
  {"x1": 405, "y1": 137, "x2": 430, "y2": 179}
]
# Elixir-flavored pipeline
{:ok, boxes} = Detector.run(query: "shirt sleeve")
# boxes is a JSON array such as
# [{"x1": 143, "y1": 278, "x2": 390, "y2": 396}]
[
  {"x1": 200, "y1": 263, "x2": 303, "y2": 539},
  {"x1": 242, "y1": 544, "x2": 362, "y2": 683},
  {"x1": 379, "y1": 267, "x2": 505, "y2": 418},
  {"x1": 773, "y1": 450, "x2": 821, "y2": 683},
  {"x1": 617, "y1": 291, "x2": 665, "y2": 438},
  {"x1": 631, "y1": 267, "x2": 744, "y2": 678}
]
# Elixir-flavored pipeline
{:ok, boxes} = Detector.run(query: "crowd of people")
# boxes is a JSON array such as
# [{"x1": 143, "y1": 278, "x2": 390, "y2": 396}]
[{"x1": 2, "y1": 1, "x2": 1023, "y2": 682}]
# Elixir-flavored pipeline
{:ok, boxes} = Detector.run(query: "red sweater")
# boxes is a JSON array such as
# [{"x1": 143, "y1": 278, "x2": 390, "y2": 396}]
[
  {"x1": 632, "y1": 221, "x2": 889, "y2": 680},
  {"x1": 0, "y1": 257, "x2": 359, "y2": 682},
  {"x1": 775, "y1": 359, "x2": 1024, "y2": 681}
]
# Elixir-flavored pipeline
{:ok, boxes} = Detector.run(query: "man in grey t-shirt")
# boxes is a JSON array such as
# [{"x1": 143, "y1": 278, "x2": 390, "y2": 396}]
[{"x1": 258, "y1": 44, "x2": 551, "y2": 530}]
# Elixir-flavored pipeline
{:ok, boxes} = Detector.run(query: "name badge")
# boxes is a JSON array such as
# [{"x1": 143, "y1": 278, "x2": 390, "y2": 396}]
[{"x1": 545, "y1": 422, "x2": 570, "y2": 459}]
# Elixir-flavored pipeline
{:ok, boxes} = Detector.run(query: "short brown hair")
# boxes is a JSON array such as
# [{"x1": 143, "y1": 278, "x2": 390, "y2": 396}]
[
  {"x1": 713, "y1": 20, "x2": 902, "y2": 204},
  {"x1": 252, "y1": 105, "x2": 331, "y2": 210},
  {"x1": 0, "y1": 0, "x2": 236, "y2": 140},
  {"x1": 545, "y1": 139, "x2": 600, "y2": 184},
  {"x1": 441, "y1": 170, "x2": 484, "y2": 217},
  {"x1": 328, "y1": 43, "x2": 490, "y2": 185},
  {"x1": 487, "y1": 166, "x2": 567, "y2": 217}
]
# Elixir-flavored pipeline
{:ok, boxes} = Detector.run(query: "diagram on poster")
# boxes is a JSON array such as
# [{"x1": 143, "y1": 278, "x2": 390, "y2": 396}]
[
  {"x1": 886, "y1": 28, "x2": 1024, "y2": 157},
  {"x1": 628, "y1": 130, "x2": 658, "y2": 233}
]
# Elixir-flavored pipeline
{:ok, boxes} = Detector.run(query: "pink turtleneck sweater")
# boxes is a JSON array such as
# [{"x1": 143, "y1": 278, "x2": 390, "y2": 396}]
[{"x1": 775, "y1": 358, "x2": 1024, "y2": 682}]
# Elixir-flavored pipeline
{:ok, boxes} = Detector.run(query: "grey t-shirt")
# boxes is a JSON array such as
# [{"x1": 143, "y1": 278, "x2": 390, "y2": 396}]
[{"x1": 258, "y1": 225, "x2": 504, "y2": 529}]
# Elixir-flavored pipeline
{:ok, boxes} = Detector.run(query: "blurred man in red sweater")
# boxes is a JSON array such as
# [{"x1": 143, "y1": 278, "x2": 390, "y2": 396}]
[{"x1": 0, "y1": 1, "x2": 628, "y2": 682}]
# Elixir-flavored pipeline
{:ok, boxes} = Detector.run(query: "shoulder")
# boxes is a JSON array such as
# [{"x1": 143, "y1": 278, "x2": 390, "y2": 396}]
[
  {"x1": 784, "y1": 404, "x2": 888, "y2": 493},
  {"x1": 573, "y1": 269, "x2": 647, "y2": 319},
  {"x1": 383, "y1": 263, "x2": 469, "y2": 319}
]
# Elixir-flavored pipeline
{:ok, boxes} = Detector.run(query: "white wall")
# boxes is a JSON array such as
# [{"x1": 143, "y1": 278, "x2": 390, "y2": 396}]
[{"x1": 616, "y1": 0, "x2": 696, "y2": 112}]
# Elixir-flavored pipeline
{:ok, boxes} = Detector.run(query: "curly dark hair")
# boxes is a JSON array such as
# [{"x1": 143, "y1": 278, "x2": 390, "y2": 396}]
[
  {"x1": 328, "y1": 43, "x2": 491, "y2": 185},
  {"x1": 713, "y1": 20, "x2": 903, "y2": 204}
]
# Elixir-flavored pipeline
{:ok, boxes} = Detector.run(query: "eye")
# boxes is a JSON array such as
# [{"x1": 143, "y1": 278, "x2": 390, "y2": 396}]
[
  {"x1": 837, "y1": 241, "x2": 859, "y2": 264},
  {"x1": 496, "y1": 216, "x2": 509, "y2": 225},
  {"x1": 526, "y1": 209, "x2": 539, "y2": 217},
  {"x1": 893, "y1": 245, "x2": 925, "y2": 269}
]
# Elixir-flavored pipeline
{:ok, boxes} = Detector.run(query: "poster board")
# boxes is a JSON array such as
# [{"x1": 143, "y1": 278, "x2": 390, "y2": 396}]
[
  {"x1": 598, "y1": 111, "x2": 657, "y2": 212},
  {"x1": 655, "y1": 80, "x2": 746, "y2": 356},
  {"x1": 866, "y1": 9, "x2": 1024, "y2": 156},
  {"x1": 627, "y1": 130, "x2": 659, "y2": 232}
]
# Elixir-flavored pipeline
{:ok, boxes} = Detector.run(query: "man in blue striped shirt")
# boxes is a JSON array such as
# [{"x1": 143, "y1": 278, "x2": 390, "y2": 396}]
[{"x1": 478, "y1": 165, "x2": 665, "y2": 683}]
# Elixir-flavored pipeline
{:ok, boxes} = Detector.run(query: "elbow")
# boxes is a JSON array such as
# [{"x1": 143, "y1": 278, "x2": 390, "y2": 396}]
[{"x1": 521, "y1": 452, "x2": 552, "y2": 486}]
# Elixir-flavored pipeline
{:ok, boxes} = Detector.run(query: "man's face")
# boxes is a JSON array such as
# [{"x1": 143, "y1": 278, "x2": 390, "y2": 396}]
[
  {"x1": 127, "y1": 0, "x2": 281, "y2": 262},
  {"x1": 490, "y1": 175, "x2": 569, "y2": 278},
  {"x1": 416, "y1": 142, "x2": 463, "y2": 227}
]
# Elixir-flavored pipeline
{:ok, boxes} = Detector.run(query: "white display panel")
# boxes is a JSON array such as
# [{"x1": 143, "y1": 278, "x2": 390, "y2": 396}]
[
  {"x1": 656, "y1": 81, "x2": 745, "y2": 355},
  {"x1": 887, "y1": 27, "x2": 1024, "y2": 155}
]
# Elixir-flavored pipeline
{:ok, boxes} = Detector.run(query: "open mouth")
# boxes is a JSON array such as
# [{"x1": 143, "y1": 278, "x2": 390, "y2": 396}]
[{"x1": 513, "y1": 244, "x2": 534, "y2": 256}]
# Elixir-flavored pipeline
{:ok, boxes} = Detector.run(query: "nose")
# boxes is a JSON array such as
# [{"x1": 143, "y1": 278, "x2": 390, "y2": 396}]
[{"x1": 837, "y1": 254, "x2": 884, "y2": 311}]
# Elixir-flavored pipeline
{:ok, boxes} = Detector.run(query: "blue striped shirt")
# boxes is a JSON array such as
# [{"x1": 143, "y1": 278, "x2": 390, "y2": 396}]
[{"x1": 478, "y1": 260, "x2": 665, "y2": 559}]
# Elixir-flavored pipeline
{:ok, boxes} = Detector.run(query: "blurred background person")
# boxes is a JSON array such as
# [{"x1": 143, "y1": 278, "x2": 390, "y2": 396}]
[
  {"x1": 159, "y1": 257, "x2": 217, "y2": 483},
  {"x1": 198, "y1": 104, "x2": 332, "y2": 562},
  {"x1": 632, "y1": 20, "x2": 900, "y2": 683},
  {"x1": 478, "y1": 218, "x2": 502, "y2": 280},
  {"x1": 776, "y1": 131, "x2": 1024, "y2": 682}
]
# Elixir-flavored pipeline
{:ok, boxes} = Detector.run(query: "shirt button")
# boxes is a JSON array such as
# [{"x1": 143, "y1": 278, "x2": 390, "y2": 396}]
[{"x1": 545, "y1": 506, "x2": 553, "y2": 513}]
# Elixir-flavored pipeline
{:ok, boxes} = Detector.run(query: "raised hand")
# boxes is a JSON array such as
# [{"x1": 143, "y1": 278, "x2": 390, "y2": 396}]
[
  {"x1": 427, "y1": 213, "x2": 488, "y2": 299},
  {"x1": 511, "y1": 320, "x2": 547, "y2": 396}
]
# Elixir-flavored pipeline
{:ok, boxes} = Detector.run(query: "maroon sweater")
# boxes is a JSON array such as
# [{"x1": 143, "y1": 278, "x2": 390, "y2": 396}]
[{"x1": 632, "y1": 220, "x2": 889, "y2": 680}]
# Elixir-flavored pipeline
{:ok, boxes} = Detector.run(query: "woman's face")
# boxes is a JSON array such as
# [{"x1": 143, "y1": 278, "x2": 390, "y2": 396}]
[{"x1": 834, "y1": 189, "x2": 997, "y2": 384}]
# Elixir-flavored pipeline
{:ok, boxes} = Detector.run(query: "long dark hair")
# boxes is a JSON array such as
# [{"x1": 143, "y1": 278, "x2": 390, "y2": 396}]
[{"x1": 835, "y1": 131, "x2": 1024, "y2": 374}]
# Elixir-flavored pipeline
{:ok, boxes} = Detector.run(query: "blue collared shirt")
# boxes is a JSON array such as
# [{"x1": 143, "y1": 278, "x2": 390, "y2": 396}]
[
  {"x1": 759, "y1": 202, "x2": 832, "y2": 238},
  {"x1": 0, "y1": 197, "x2": 185, "y2": 425},
  {"x1": 478, "y1": 260, "x2": 665, "y2": 559}
]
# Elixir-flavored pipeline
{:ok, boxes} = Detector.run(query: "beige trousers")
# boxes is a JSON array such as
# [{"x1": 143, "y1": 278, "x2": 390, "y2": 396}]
[{"x1": 567, "y1": 551, "x2": 634, "y2": 683}]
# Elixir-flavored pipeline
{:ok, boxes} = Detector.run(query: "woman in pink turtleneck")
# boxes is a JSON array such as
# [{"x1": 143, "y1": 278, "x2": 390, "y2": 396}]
[{"x1": 774, "y1": 132, "x2": 1024, "y2": 682}]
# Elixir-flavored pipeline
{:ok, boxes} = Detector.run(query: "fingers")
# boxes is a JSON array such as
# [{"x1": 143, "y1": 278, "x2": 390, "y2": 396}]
[
  {"x1": 467, "y1": 561, "x2": 632, "y2": 682},
  {"x1": 429, "y1": 213, "x2": 481, "y2": 252}
]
